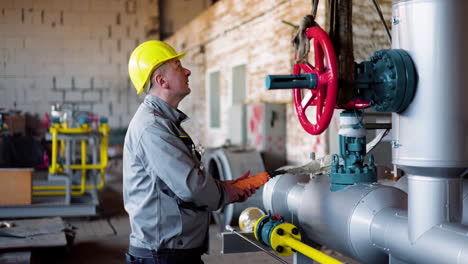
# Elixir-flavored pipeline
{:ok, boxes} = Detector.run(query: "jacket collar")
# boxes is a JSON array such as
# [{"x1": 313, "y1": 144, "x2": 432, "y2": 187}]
[{"x1": 143, "y1": 94, "x2": 188, "y2": 125}]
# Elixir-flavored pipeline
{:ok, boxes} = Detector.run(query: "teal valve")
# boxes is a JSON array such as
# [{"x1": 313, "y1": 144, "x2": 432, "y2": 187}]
[{"x1": 265, "y1": 73, "x2": 317, "y2": 90}]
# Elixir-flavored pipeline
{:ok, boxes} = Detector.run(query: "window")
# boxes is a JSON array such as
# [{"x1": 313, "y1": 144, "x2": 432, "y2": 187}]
[
  {"x1": 232, "y1": 64, "x2": 246, "y2": 105},
  {"x1": 209, "y1": 71, "x2": 221, "y2": 129}
]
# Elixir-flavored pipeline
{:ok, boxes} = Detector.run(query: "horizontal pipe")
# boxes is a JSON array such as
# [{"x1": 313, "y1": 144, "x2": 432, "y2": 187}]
[
  {"x1": 371, "y1": 208, "x2": 468, "y2": 264},
  {"x1": 282, "y1": 236, "x2": 343, "y2": 264}
]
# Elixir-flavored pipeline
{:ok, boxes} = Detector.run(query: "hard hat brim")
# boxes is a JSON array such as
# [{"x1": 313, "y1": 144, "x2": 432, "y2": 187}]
[{"x1": 136, "y1": 52, "x2": 186, "y2": 94}]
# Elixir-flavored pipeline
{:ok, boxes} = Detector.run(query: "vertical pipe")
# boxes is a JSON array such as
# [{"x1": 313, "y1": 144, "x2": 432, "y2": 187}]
[
  {"x1": 49, "y1": 127, "x2": 58, "y2": 174},
  {"x1": 408, "y1": 175, "x2": 462, "y2": 242}
]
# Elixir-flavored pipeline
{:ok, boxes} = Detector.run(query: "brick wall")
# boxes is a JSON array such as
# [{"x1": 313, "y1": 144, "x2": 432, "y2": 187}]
[
  {"x1": 0, "y1": 0, "x2": 159, "y2": 128},
  {"x1": 167, "y1": 0, "x2": 392, "y2": 165},
  {"x1": 0, "y1": 0, "x2": 393, "y2": 165}
]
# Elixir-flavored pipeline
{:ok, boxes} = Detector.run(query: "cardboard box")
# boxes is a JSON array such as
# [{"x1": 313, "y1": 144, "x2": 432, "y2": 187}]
[{"x1": 0, "y1": 169, "x2": 32, "y2": 205}]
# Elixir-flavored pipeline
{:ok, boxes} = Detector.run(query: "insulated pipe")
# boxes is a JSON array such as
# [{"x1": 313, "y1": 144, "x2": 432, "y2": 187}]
[
  {"x1": 392, "y1": 0, "x2": 468, "y2": 246},
  {"x1": 263, "y1": 173, "x2": 468, "y2": 263},
  {"x1": 263, "y1": 174, "x2": 407, "y2": 263},
  {"x1": 371, "y1": 208, "x2": 468, "y2": 264},
  {"x1": 408, "y1": 175, "x2": 463, "y2": 242}
]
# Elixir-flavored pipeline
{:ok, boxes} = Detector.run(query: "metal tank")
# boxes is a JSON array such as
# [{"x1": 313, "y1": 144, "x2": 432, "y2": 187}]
[
  {"x1": 391, "y1": 0, "x2": 468, "y2": 176},
  {"x1": 392, "y1": 0, "x2": 468, "y2": 242}
]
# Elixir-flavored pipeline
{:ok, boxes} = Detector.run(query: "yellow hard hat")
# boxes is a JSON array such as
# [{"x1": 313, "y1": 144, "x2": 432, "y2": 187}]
[{"x1": 128, "y1": 40, "x2": 186, "y2": 94}]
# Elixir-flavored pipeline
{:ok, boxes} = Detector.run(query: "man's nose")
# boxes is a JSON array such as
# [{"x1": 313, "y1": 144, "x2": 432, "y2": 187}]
[{"x1": 185, "y1": 68, "x2": 191, "y2": 76}]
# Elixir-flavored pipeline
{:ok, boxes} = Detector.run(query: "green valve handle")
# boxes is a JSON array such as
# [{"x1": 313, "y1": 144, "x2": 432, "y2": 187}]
[{"x1": 265, "y1": 73, "x2": 317, "y2": 90}]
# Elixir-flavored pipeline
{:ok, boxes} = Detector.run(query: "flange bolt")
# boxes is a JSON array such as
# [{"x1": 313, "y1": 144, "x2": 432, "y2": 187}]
[
  {"x1": 276, "y1": 228, "x2": 284, "y2": 236},
  {"x1": 276, "y1": 246, "x2": 284, "y2": 253},
  {"x1": 292, "y1": 228, "x2": 299, "y2": 235}
]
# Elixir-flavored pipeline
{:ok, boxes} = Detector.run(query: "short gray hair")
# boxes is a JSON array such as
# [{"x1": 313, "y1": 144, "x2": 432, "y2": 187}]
[{"x1": 147, "y1": 63, "x2": 168, "y2": 93}]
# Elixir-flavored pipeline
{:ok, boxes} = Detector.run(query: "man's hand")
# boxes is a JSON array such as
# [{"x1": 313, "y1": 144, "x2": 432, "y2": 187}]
[{"x1": 222, "y1": 170, "x2": 257, "y2": 203}]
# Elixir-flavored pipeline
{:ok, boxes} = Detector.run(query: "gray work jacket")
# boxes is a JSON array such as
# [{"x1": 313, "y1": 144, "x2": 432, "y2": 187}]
[{"x1": 123, "y1": 94, "x2": 229, "y2": 251}]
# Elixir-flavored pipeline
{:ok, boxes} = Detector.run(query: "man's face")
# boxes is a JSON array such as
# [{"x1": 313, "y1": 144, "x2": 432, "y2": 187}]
[{"x1": 163, "y1": 59, "x2": 192, "y2": 98}]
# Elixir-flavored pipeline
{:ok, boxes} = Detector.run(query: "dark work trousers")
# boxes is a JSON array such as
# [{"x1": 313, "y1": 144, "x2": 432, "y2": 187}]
[{"x1": 125, "y1": 249, "x2": 204, "y2": 264}]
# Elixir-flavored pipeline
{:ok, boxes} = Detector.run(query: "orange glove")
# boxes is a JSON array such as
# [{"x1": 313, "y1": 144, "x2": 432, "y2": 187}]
[{"x1": 232, "y1": 172, "x2": 270, "y2": 190}]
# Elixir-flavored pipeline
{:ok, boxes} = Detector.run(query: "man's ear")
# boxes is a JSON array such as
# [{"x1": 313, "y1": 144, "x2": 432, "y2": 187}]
[{"x1": 154, "y1": 73, "x2": 168, "y2": 89}]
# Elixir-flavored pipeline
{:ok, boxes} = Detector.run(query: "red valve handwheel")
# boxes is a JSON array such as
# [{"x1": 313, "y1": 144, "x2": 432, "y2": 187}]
[{"x1": 293, "y1": 27, "x2": 338, "y2": 135}]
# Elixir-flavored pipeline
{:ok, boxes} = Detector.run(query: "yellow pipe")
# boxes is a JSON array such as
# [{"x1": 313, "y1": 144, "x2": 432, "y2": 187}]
[
  {"x1": 33, "y1": 122, "x2": 110, "y2": 195},
  {"x1": 279, "y1": 235, "x2": 342, "y2": 264},
  {"x1": 60, "y1": 139, "x2": 65, "y2": 158},
  {"x1": 269, "y1": 222, "x2": 343, "y2": 264}
]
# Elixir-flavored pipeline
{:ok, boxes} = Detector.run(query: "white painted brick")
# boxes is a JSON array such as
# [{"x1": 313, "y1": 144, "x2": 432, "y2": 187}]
[
  {"x1": 63, "y1": 12, "x2": 81, "y2": 26},
  {"x1": 32, "y1": 0, "x2": 52, "y2": 9},
  {"x1": 55, "y1": 75, "x2": 72, "y2": 89},
  {"x1": 22, "y1": 8, "x2": 34, "y2": 24},
  {"x1": 26, "y1": 79, "x2": 47, "y2": 103},
  {"x1": 25, "y1": 63, "x2": 43, "y2": 78},
  {"x1": 101, "y1": 39, "x2": 117, "y2": 53},
  {"x1": 97, "y1": 12, "x2": 114, "y2": 26},
  {"x1": 93, "y1": 76, "x2": 107, "y2": 89},
  {"x1": 1, "y1": 81, "x2": 17, "y2": 106},
  {"x1": 80, "y1": 39, "x2": 99, "y2": 53},
  {"x1": 111, "y1": 25, "x2": 126, "y2": 39},
  {"x1": 80, "y1": 12, "x2": 100, "y2": 26},
  {"x1": 46, "y1": 90, "x2": 63, "y2": 103},
  {"x1": 31, "y1": 76, "x2": 50, "y2": 90},
  {"x1": 32, "y1": 9, "x2": 43, "y2": 25},
  {"x1": 0, "y1": 89, "x2": 7, "y2": 107},
  {"x1": 89, "y1": 0, "x2": 112, "y2": 12},
  {"x1": 71, "y1": 0, "x2": 90, "y2": 12},
  {"x1": 64, "y1": 90, "x2": 82, "y2": 102},
  {"x1": 42, "y1": 49, "x2": 65, "y2": 64},
  {"x1": 52, "y1": 0, "x2": 72, "y2": 11},
  {"x1": 44, "y1": 10, "x2": 60, "y2": 27},
  {"x1": 108, "y1": 115, "x2": 120, "y2": 127},
  {"x1": 0, "y1": 0, "x2": 14, "y2": 9},
  {"x1": 5, "y1": 63, "x2": 25, "y2": 77},
  {"x1": 89, "y1": 26, "x2": 106, "y2": 39},
  {"x1": 1, "y1": 48, "x2": 15, "y2": 64},
  {"x1": 35, "y1": 63, "x2": 55, "y2": 76},
  {"x1": 83, "y1": 91, "x2": 100, "y2": 101},
  {"x1": 13, "y1": 0, "x2": 33, "y2": 9},
  {"x1": 62, "y1": 64, "x2": 80, "y2": 76},
  {"x1": 99, "y1": 63, "x2": 118, "y2": 77},
  {"x1": 92, "y1": 51, "x2": 108, "y2": 64},
  {"x1": 64, "y1": 39, "x2": 81, "y2": 52},
  {"x1": 92, "y1": 103, "x2": 110, "y2": 117},
  {"x1": 74, "y1": 76, "x2": 92, "y2": 89},
  {"x1": 5, "y1": 37, "x2": 23, "y2": 49},
  {"x1": 24, "y1": 38, "x2": 43, "y2": 51}
]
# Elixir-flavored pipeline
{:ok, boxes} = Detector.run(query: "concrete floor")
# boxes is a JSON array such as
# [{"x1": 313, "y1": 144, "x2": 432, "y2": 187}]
[{"x1": 57, "y1": 158, "x2": 357, "y2": 264}]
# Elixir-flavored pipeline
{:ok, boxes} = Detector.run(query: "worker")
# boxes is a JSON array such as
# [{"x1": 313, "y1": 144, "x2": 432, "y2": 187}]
[{"x1": 123, "y1": 40, "x2": 257, "y2": 264}]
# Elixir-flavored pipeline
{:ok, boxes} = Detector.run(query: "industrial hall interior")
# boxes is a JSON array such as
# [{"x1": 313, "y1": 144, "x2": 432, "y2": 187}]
[{"x1": 0, "y1": 0, "x2": 467, "y2": 263}]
